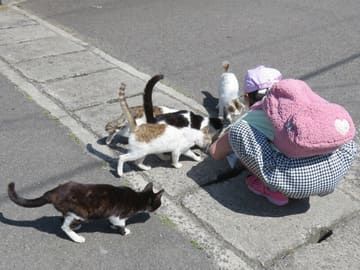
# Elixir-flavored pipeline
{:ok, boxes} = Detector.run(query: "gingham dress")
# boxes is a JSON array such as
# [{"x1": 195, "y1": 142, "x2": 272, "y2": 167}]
[{"x1": 229, "y1": 120, "x2": 358, "y2": 199}]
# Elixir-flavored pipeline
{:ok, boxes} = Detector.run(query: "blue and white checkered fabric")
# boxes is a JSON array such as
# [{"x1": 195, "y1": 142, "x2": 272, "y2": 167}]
[{"x1": 229, "y1": 120, "x2": 358, "y2": 199}]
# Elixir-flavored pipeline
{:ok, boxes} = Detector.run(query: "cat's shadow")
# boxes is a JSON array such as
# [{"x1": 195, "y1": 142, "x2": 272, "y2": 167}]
[
  {"x1": 0, "y1": 212, "x2": 149, "y2": 241},
  {"x1": 201, "y1": 91, "x2": 218, "y2": 117},
  {"x1": 187, "y1": 156, "x2": 310, "y2": 217},
  {"x1": 86, "y1": 143, "x2": 197, "y2": 177},
  {"x1": 97, "y1": 135, "x2": 129, "y2": 147},
  {"x1": 86, "y1": 143, "x2": 122, "y2": 177}
]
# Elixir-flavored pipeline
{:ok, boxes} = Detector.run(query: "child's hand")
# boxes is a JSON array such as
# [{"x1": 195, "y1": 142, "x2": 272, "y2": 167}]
[{"x1": 209, "y1": 132, "x2": 232, "y2": 160}]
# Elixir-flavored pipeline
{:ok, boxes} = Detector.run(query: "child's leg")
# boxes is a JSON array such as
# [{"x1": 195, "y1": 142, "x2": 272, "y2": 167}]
[{"x1": 209, "y1": 132, "x2": 232, "y2": 160}]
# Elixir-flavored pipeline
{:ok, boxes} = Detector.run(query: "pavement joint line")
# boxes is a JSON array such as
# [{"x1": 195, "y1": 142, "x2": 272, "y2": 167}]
[
  {"x1": 11, "y1": 5, "x2": 89, "y2": 47},
  {"x1": 0, "y1": 24, "x2": 58, "y2": 46},
  {"x1": 9, "y1": 46, "x2": 88, "y2": 65},
  {"x1": 0, "y1": 19, "x2": 36, "y2": 30},
  {"x1": 38, "y1": 67, "x2": 119, "y2": 84},
  {"x1": 16, "y1": 61, "x2": 117, "y2": 84},
  {"x1": 105, "y1": 92, "x2": 144, "y2": 104},
  {"x1": 69, "y1": 102, "x2": 107, "y2": 113}
]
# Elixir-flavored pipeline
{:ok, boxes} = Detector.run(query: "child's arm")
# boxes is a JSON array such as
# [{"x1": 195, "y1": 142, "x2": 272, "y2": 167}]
[{"x1": 209, "y1": 132, "x2": 232, "y2": 160}]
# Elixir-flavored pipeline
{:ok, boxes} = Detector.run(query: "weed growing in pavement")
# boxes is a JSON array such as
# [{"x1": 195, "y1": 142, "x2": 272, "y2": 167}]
[
  {"x1": 68, "y1": 132, "x2": 81, "y2": 145},
  {"x1": 159, "y1": 215, "x2": 176, "y2": 228},
  {"x1": 190, "y1": 239, "x2": 203, "y2": 250}
]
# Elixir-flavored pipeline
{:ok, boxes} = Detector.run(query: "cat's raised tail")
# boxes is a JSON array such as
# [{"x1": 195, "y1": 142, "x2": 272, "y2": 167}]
[
  {"x1": 8, "y1": 182, "x2": 49, "y2": 208},
  {"x1": 118, "y1": 83, "x2": 137, "y2": 133},
  {"x1": 222, "y1": 61, "x2": 230, "y2": 72},
  {"x1": 143, "y1": 74, "x2": 164, "y2": 124}
]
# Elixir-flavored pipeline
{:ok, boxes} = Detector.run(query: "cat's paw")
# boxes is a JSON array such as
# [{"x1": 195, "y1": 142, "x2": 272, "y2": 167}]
[
  {"x1": 72, "y1": 234, "x2": 86, "y2": 243},
  {"x1": 117, "y1": 164, "x2": 124, "y2": 177},
  {"x1": 124, "y1": 228, "x2": 131, "y2": 235},
  {"x1": 172, "y1": 162, "x2": 183, "y2": 169},
  {"x1": 118, "y1": 226, "x2": 131, "y2": 235},
  {"x1": 137, "y1": 163, "x2": 152, "y2": 171},
  {"x1": 192, "y1": 154, "x2": 203, "y2": 162}
]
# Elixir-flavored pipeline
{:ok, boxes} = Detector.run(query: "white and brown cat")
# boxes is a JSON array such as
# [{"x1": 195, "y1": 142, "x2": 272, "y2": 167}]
[
  {"x1": 8, "y1": 181, "x2": 164, "y2": 243},
  {"x1": 105, "y1": 105, "x2": 177, "y2": 144},
  {"x1": 116, "y1": 82, "x2": 218, "y2": 176},
  {"x1": 105, "y1": 75, "x2": 176, "y2": 144}
]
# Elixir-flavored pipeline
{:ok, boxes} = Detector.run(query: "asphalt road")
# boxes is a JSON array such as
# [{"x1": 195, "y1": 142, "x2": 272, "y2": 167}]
[
  {"x1": 0, "y1": 73, "x2": 215, "y2": 270},
  {"x1": 20, "y1": 0, "x2": 360, "y2": 123}
]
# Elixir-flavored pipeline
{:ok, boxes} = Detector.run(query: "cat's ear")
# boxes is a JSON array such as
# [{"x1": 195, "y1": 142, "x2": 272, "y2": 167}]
[
  {"x1": 155, "y1": 189, "x2": 164, "y2": 199},
  {"x1": 143, "y1": 182, "x2": 153, "y2": 193}
]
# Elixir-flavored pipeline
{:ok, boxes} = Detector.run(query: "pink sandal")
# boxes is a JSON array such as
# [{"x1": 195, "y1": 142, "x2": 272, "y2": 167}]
[{"x1": 246, "y1": 175, "x2": 288, "y2": 206}]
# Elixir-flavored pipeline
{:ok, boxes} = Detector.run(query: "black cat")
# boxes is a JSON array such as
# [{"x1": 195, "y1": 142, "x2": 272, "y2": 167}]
[{"x1": 8, "y1": 182, "x2": 164, "y2": 243}]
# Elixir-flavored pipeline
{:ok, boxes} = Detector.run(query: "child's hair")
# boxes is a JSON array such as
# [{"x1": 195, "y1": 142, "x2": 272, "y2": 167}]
[
  {"x1": 247, "y1": 90, "x2": 267, "y2": 107},
  {"x1": 243, "y1": 65, "x2": 282, "y2": 106}
]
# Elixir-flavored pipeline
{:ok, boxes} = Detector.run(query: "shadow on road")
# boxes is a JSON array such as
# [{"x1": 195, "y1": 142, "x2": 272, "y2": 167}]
[
  {"x1": 298, "y1": 51, "x2": 360, "y2": 81},
  {"x1": 187, "y1": 157, "x2": 310, "y2": 217},
  {"x1": 0, "y1": 212, "x2": 149, "y2": 241}
]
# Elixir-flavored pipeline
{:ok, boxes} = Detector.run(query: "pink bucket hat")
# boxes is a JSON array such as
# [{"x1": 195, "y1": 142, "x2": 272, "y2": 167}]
[
  {"x1": 263, "y1": 79, "x2": 355, "y2": 158},
  {"x1": 244, "y1": 65, "x2": 282, "y2": 93}
]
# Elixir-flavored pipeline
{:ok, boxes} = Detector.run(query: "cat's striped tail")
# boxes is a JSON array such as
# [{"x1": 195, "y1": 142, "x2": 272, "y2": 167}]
[
  {"x1": 8, "y1": 182, "x2": 49, "y2": 208},
  {"x1": 222, "y1": 61, "x2": 230, "y2": 72},
  {"x1": 118, "y1": 83, "x2": 137, "y2": 133}
]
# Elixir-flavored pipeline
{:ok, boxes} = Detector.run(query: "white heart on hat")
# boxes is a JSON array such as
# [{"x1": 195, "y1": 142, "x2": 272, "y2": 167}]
[{"x1": 334, "y1": 119, "x2": 350, "y2": 136}]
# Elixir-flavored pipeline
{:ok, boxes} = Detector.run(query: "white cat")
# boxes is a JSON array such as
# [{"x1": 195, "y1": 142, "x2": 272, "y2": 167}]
[
  {"x1": 218, "y1": 61, "x2": 245, "y2": 122},
  {"x1": 116, "y1": 83, "x2": 213, "y2": 176}
]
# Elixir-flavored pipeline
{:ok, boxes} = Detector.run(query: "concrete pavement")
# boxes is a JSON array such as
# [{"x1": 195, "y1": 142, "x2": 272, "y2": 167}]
[{"x1": 1, "y1": 4, "x2": 359, "y2": 270}]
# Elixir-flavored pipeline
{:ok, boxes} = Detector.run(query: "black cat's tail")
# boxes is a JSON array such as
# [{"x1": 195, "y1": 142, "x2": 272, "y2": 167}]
[
  {"x1": 143, "y1": 74, "x2": 164, "y2": 123},
  {"x1": 8, "y1": 182, "x2": 49, "y2": 208}
]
